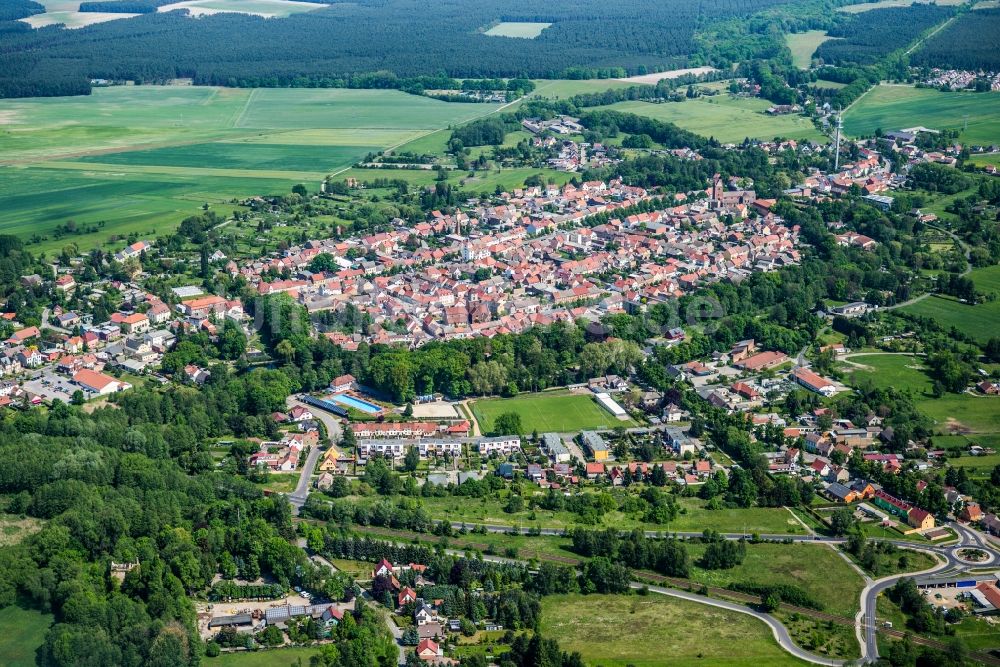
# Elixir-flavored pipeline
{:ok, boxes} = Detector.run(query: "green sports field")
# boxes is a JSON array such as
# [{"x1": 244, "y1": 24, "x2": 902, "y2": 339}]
[
  {"x1": 600, "y1": 95, "x2": 826, "y2": 143},
  {"x1": 844, "y1": 85, "x2": 1000, "y2": 145},
  {"x1": 470, "y1": 390, "x2": 636, "y2": 434},
  {"x1": 540, "y1": 594, "x2": 808, "y2": 666},
  {"x1": 0, "y1": 86, "x2": 503, "y2": 252}
]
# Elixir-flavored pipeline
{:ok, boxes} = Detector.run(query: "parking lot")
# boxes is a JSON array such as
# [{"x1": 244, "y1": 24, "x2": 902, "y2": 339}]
[{"x1": 22, "y1": 371, "x2": 79, "y2": 403}]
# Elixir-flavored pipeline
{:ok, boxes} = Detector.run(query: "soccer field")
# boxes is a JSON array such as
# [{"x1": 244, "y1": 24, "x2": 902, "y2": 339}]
[
  {"x1": 471, "y1": 390, "x2": 635, "y2": 434},
  {"x1": 0, "y1": 86, "x2": 503, "y2": 251}
]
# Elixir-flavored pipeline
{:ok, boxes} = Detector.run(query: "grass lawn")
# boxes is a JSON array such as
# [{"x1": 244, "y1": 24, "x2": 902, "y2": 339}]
[
  {"x1": 839, "y1": 353, "x2": 932, "y2": 394},
  {"x1": 601, "y1": 95, "x2": 826, "y2": 143},
  {"x1": 328, "y1": 558, "x2": 376, "y2": 579},
  {"x1": 945, "y1": 452, "x2": 1000, "y2": 479},
  {"x1": 483, "y1": 22, "x2": 552, "y2": 38},
  {"x1": 540, "y1": 594, "x2": 808, "y2": 666},
  {"x1": 901, "y1": 295, "x2": 1000, "y2": 344},
  {"x1": 843, "y1": 85, "x2": 1000, "y2": 145},
  {"x1": 777, "y1": 611, "x2": 861, "y2": 660},
  {"x1": 786, "y1": 31, "x2": 831, "y2": 69},
  {"x1": 686, "y1": 542, "x2": 864, "y2": 618},
  {"x1": 470, "y1": 390, "x2": 636, "y2": 434},
  {"x1": 0, "y1": 604, "x2": 53, "y2": 667},
  {"x1": 207, "y1": 647, "x2": 321, "y2": 666},
  {"x1": 0, "y1": 86, "x2": 503, "y2": 252}
]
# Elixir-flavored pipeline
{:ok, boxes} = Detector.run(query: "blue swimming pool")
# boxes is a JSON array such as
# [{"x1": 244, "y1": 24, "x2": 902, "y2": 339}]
[{"x1": 330, "y1": 393, "x2": 382, "y2": 414}]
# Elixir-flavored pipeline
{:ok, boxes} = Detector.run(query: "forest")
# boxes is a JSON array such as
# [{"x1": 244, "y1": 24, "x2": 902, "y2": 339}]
[
  {"x1": 814, "y1": 5, "x2": 953, "y2": 66},
  {"x1": 0, "y1": 0, "x2": 793, "y2": 98},
  {"x1": 911, "y1": 8, "x2": 1000, "y2": 72}
]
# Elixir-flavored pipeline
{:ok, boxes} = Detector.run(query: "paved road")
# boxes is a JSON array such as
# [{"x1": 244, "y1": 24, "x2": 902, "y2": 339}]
[
  {"x1": 285, "y1": 395, "x2": 342, "y2": 511},
  {"x1": 860, "y1": 521, "x2": 1000, "y2": 662},
  {"x1": 638, "y1": 584, "x2": 848, "y2": 666}
]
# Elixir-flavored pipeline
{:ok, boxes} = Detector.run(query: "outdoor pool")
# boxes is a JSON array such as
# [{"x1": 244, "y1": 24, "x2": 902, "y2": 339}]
[{"x1": 330, "y1": 393, "x2": 383, "y2": 414}]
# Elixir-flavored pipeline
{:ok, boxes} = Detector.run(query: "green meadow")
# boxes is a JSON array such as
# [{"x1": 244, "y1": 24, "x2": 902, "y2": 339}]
[
  {"x1": 785, "y1": 30, "x2": 831, "y2": 69},
  {"x1": 839, "y1": 352, "x2": 1000, "y2": 436},
  {"x1": 900, "y1": 265, "x2": 1000, "y2": 343},
  {"x1": 601, "y1": 95, "x2": 826, "y2": 143},
  {"x1": 0, "y1": 604, "x2": 53, "y2": 667},
  {"x1": 844, "y1": 85, "x2": 1000, "y2": 145},
  {"x1": 0, "y1": 86, "x2": 503, "y2": 252}
]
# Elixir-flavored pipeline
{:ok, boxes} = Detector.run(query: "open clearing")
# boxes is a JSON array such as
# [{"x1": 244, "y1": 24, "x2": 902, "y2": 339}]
[
  {"x1": 785, "y1": 30, "x2": 831, "y2": 69},
  {"x1": 844, "y1": 85, "x2": 1000, "y2": 145},
  {"x1": 838, "y1": 0, "x2": 964, "y2": 12},
  {"x1": 614, "y1": 66, "x2": 719, "y2": 85},
  {"x1": 686, "y1": 542, "x2": 864, "y2": 618},
  {"x1": 21, "y1": 10, "x2": 138, "y2": 27},
  {"x1": 0, "y1": 86, "x2": 503, "y2": 251},
  {"x1": 601, "y1": 95, "x2": 826, "y2": 143},
  {"x1": 483, "y1": 22, "x2": 551, "y2": 38},
  {"x1": 470, "y1": 390, "x2": 635, "y2": 434},
  {"x1": 840, "y1": 352, "x2": 1000, "y2": 435},
  {"x1": 0, "y1": 604, "x2": 53, "y2": 667},
  {"x1": 540, "y1": 593, "x2": 807, "y2": 666},
  {"x1": 412, "y1": 495, "x2": 806, "y2": 535},
  {"x1": 158, "y1": 0, "x2": 326, "y2": 18}
]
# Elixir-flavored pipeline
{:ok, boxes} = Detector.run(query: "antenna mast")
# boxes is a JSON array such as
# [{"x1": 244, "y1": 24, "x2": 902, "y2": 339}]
[{"x1": 834, "y1": 108, "x2": 843, "y2": 172}]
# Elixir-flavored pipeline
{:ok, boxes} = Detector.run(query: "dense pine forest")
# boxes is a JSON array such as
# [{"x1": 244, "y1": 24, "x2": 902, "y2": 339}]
[
  {"x1": 814, "y1": 5, "x2": 953, "y2": 66},
  {"x1": 0, "y1": 0, "x2": 795, "y2": 97},
  {"x1": 911, "y1": 8, "x2": 1000, "y2": 71}
]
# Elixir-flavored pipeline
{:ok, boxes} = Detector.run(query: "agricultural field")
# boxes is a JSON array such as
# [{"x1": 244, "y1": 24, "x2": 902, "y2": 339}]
[
  {"x1": 156, "y1": 0, "x2": 327, "y2": 18},
  {"x1": 785, "y1": 30, "x2": 832, "y2": 69},
  {"x1": 0, "y1": 86, "x2": 504, "y2": 252},
  {"x1": 540, "y1": 594, "x2": 808, "y2": 666},
  {"x1": 483, "y1": 22, "x2": 552, "y2": 38},
  {"x1": 470, "y1": 390, "x2": 636, "y2": 434},
  {"x1": 843, "y1": 85, "x2": 1000, "y2": 145},
  {"x1": 601, "y1": 95, "x2": 826, "y2": 143},
  {"x1": 0, "y1": 604, "x2": 53, "y2": 667},
  {"x1": 685, "y1": 542, "x2": 865, "y2": 618}
]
